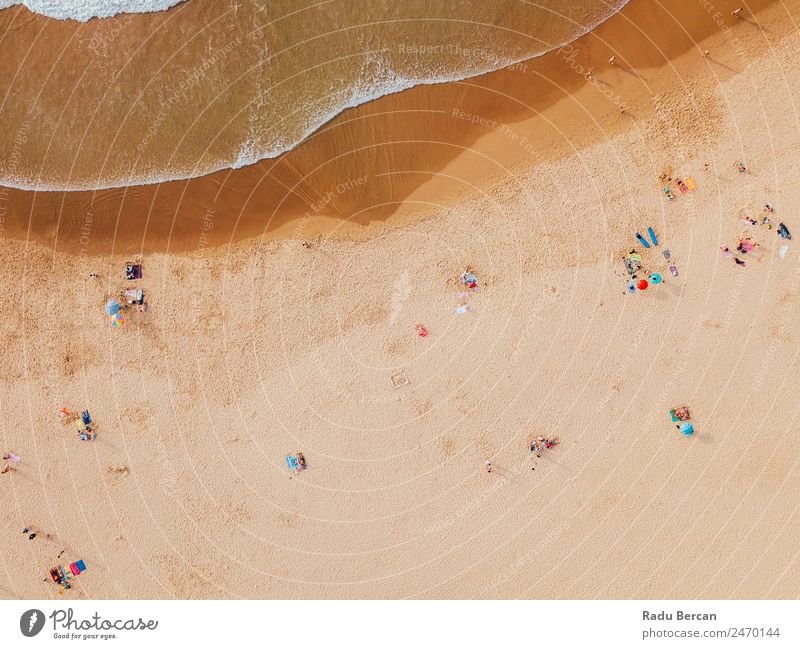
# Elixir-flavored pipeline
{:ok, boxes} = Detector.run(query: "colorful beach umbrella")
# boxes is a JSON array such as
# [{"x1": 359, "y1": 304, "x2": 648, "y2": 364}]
[
  {"x1": 650, "y1": 273, "x2": 662, "y2": 284},
  {"x1": 111, "y1": 313, "x2": 124, "y2": 328},
  {"x1": 105, "y1": 299, "x2": 121, "y2": 316},
  {"x1": 637, "y1": 279, "x2": 649, "y2": 291},
  {"x1": 679, "y1": 421, "x2": 694, "y2": 436}
]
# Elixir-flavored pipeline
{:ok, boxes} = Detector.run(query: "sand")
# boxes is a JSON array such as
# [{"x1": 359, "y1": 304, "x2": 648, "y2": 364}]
[{"x1": 1, "y1": 0, "x2": 800, "y2": 599}]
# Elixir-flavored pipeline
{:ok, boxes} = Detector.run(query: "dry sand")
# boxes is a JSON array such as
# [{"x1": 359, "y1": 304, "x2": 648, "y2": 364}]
[{"x1": 1, "y1": 0, "x2": 800, "y2": 598}]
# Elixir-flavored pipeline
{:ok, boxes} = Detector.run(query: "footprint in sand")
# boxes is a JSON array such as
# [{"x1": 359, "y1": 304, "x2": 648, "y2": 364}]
[
  {"x1": 386, "y1": 338, "x2": 409, "y2": 358},
  {"x1": 414, "y1": 399, "x2": 433, "y2": 416},
  {"x1": 123, "y1": 404, "x2": 153, "y2": 426},
  {"x1": 276, "y1": 511, "x2": 300, "y2": 529},
  {"x1": 439, "y1": 436, "x2": 456, "y2": 457}
]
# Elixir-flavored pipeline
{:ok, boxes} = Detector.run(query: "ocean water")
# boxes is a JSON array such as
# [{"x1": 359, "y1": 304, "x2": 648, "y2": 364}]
[
  {"x1": 0, "y1": 0, "x2": 628, "y2": 191},
  {"x1": 0, "y1": 0, "x2": 184, "y2": 21}
]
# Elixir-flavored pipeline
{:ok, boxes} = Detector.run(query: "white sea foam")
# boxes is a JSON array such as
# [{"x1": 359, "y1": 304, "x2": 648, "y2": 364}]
[
  {"x1": 0, "y1": 0, "x2": 184, "y2": 22},
  {"x1": 0, "y1": 0, "x2": 628, "y2": 190}
]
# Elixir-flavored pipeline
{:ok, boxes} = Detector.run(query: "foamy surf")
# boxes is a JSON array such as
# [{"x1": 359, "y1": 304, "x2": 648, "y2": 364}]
[
  {"x1": 0, "y1": 0, "x2": 628, "y2": 191},
  {"x1": 0, "y1": 0, "x2": 184, "y2": 22}
]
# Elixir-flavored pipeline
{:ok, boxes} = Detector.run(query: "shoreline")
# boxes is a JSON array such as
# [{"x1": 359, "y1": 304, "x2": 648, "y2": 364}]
[
  {"x1": 0, "y1": 2, "x2": 629, "y2": 193},
  {"x1": 0, "y1": 0, "x2": 781, "y2": 255},
  {"x1": 0, "y1": 1, "x2": 626, "y2": 193}
]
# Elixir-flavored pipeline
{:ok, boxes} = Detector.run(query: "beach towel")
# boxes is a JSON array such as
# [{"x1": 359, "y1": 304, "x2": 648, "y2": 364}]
[
  {"x1": 685, "y1": 176, "x2": 697, "y2": 190},
  {"x1": 76, "y1": 560, "x2": 86, "y2": 572},
  {"x1": 69, "y1": 562, "x2": 80, "y2": 576},
  {"x1": 670, "y1": 406, "x2": 690, "y2": 422},
  {"x1": 82, "y1": 410, "x2": 92, "y2": 425},
  {"x1": 676, "y1": 179, "x2": 688, "y2": 194},
  {"x1": 285, "y1": 455, "x2": 299, "y2": 471},
  {"x1": 780, "y1": 244, "x2": 789, "y2": 260},
  {"x1": 123, "y1": 288, "x2": 144, "y2": 304},
  {"x1": 623, "y1": 258, "x2": 641, "y2": 275},
  {"x1": 126, "y1": 263, "x2": 142, "y2": 280},
  {"x1": 460, "y1": 271, "x2": 478, "y2": 288}
]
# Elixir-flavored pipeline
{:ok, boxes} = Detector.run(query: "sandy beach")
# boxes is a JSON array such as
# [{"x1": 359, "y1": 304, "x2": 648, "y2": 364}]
[{"x1": 1, "y1": 0, "x2": 800, "y2": 599}]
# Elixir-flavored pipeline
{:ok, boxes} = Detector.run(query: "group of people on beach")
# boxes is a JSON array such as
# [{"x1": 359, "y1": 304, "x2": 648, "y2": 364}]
[
  {"x1": 531, "y1": 436, "x2": 559, "y2": 458},
  {"x1": 483, "y1": 435, "x2": 559, "y2": 474},
  {"x1": 721, "y1": 199, "x2": 791, "y2": 267},
  {"x1": 720, "y1": 238, "x2": 758, "y2": 267}
]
